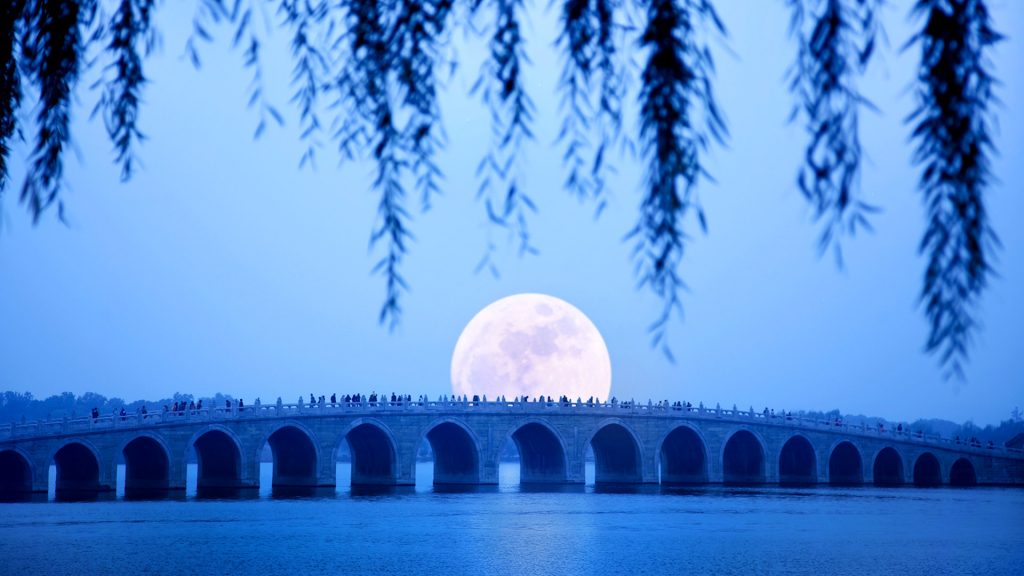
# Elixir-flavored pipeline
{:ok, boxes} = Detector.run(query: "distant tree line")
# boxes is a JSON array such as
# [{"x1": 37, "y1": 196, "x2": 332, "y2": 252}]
[
  {"x1": 790, "y1": 408, "x2": 1024, "y2": 445},
  {"x1": 0, "y1": 389, "x2": 235, "y2": 423}
]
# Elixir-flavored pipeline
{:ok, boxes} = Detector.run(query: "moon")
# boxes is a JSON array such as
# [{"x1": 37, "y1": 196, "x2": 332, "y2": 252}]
[{"x1": 451, "y1": 293, "x2": 612, "y2": 402}]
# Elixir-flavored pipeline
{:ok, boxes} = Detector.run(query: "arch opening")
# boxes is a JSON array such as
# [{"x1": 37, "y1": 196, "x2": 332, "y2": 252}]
[
  {"x1": 345, "y1": 423, "x2": 397, "y2": 486},
  {"x1": 949, "y1": 458, "x2": 977, "y2": 487},
  {"x1": 54, "y1": 442, "x2": 101, "y2": 495},
  {"x1": 723, "y1": 430, "x2": 765, "y2": 484},
  {"x1": 913, "y1": 452, "x2": 942, "y2": 487},
  {"x1": 589, "y1": 423, "x2": 642, "y2": 484},
  {"x1": 660, "y1": 426, "x2": 707, "y2": 484},
  {"x1": 828, "y1": 441, "x2": 863, "y2": 485},
  {"x1": 193, "y1": 430, "x2": 242, "y2": 490},
  {"x1": 123, "y1": 437, "x2": 170, "y2": 495},
  {"x1": 424, "y1": 422, "x2": 479, "y2": 485},
  {"x1": 778, "y1": 436, "x2": 816, "y2": 485},
  {"x1": 0, "y1": 450, "x2": 32, "y2": 496},
  {"x1": 266, "y1": 426, "x2": 319, "y2": 488},
  {"x1": 510, "y1": 423, "x2": 567, "y2": 484},
  {"x1": 873, "y1": 447, "x2": 904, "y2": 486}
]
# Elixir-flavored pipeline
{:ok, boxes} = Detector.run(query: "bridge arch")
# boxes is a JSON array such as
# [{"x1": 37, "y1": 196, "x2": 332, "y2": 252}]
[
  {"x1": 503, "y1": 419, "x2": 570, "y2": 484},
  {"x1": 188, "y1": 425, "x2": 245, "y2": 490},
  {"x1": 51, "y1": 439, "x2": 103, "y2": 495},
  {"x1": 949, "y1": 457, "x2": 977, "y2": 486},
  {"x1": 337, "y1": 419, "x2": 399, "y2": 486},
  {"x1": 778, "y1": 434, "x2": 817, "y2": 485},
  {"x1": 828, "y1": 440, "x2": 864, "y2": 485},
  {"x1": 119, "y1": 434, "x2": 171, "y2": 494},
  {"x1": 259, "y1": 421, "x2": 321, "y2": 488},
  {"x1": 418, "y1": 418, "x2": 482, "y2": 485},
  {"x1": 658, "y1": 424, "x2": 709, "y2": 484},
  {"x1": 586, "y1": 419, "x2": 644, "y2": 484},
  {"x1": 913, "y1": 452, "x2": 942, "y2": 486},
  {"x1": 721, "y1": 428, "x2": 766, "y2": 484},
  {"x1": 872, "y1": 446, "x2": 905, "y2": 485},
  {"x1": 0, "y1": 448, "x2": 34, "y2": 496}
]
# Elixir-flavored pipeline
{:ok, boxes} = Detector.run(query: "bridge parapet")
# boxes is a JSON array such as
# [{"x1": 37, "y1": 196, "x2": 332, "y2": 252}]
[{"x1": 3, "y1": 399, "x2": 1021, "y2": 459}]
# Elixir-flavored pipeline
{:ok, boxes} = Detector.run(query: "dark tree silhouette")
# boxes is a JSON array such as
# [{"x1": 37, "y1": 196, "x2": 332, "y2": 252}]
[{"x1": 0, "y1": 0, "x2": 1006, "y2": 377}]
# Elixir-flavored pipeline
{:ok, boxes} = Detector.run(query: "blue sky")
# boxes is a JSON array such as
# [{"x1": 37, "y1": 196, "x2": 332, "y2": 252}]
[{"x1": 1, "y1": 1, "x2": 1021, "y2": 425}]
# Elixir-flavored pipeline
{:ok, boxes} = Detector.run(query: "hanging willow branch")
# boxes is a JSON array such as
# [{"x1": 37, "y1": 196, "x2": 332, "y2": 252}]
[
  {"x1": 0, "y1": 0, "x2": 1008, "y2": 374},
  {"x1": 19, "y1": 0, "x2": 96, "y2": 223},
  {"x1": 907, "y1": 0, "x2": 1002, "y2": 379},
  {"x1": 557, "y1": 0, "x2": 627, "y2": 215},
  {"x1": 786, "y1": 0, "x2": 882, "y2": 264},
  {"x1": 632, "y1": 0, "x2": 726, "y2": 359},
  {"x1": 94, "y1": 0, "x2": 156, "y2": 181},
  {"x1": 0, "y1": 0, "x2": 26, "y2": 199},
  {"x1": 473, "y1": 0, "x2": 537, "y2": 262},
  {"x1": 392, "y1": 0, "x2": 453, "y2": 212}
]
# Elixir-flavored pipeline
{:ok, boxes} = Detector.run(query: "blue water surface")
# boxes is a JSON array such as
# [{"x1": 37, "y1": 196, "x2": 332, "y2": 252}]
[{"x1": 0, "y1": 462, "x2": 1021, "y2": 576}]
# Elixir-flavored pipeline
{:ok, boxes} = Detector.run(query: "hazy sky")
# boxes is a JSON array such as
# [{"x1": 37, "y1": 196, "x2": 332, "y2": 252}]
[{"x1": 1, "y1": 1, "x2": 1021, "y2": 425}]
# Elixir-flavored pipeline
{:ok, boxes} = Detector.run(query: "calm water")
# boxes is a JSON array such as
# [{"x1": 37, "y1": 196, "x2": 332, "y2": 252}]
[{"x1": 1, "y1": 462, "x2": 1021, "y2": 576}]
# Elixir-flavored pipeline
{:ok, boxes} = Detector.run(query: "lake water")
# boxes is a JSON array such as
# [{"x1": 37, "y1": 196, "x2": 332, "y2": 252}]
[{"x1": 1, "y1": 462, "x2": 1021, "y2": 576}]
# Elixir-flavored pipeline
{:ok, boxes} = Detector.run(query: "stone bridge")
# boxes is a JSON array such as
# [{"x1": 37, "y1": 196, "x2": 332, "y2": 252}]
[{"x1": 2, "y1": 399, "x2": 1022, "y2": 497}]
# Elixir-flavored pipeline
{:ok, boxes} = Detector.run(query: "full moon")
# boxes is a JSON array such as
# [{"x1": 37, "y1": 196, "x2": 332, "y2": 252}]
[{"x1": 451, "y1": 293, "x2": 612, "y2": 401}]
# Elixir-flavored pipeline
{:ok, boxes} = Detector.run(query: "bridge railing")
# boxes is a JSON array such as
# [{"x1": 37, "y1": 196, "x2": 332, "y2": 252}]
[{"x1": 1, "y1": 399, "x2": 1018, "y2": 456}]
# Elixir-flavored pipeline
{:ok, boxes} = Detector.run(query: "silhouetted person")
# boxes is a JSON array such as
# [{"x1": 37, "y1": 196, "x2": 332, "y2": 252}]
[{"x1": 331, "y1": 393, "x2": 337, "y2": 405}]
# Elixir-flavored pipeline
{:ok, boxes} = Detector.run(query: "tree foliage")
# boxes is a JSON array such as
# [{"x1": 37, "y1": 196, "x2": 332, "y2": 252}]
[{"x1": 0, "y1": 0, "x2": 1006, "y2": 377}]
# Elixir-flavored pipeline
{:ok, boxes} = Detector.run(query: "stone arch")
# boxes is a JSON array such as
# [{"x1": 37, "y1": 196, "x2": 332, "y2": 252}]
[
  {"x1": 259, "y1": 421, "x2": 320, "y2": 487},
  {"x1": 828, "y1": 440, "x2": 864, "y2": 485},
  {"x1": 188, "y1": 425, "x2": 245, "y2": 489},
  {"x1": 504, "y1": 419, "x2": 570, "y2": 484},
  {"x1": 658, "y1": 424, "x2": 709, "y2": 484},
  {"x1": 338, "y1": 419, "x2": 399, "y2": 486},
  {"x1": 721, "y1": 429, "x2": 766, "y2": 484},
  {"x1": 119, "y1": 434, "x2": 171, "y2": 493},
  {"x1": 913, "y1": 452, "x2": 942, "y2": 486},
  {"x1": 586, "y1": 419, "x2": 643, "y2": 484},
  {"x1": 949, "y1": 458, "x2": 977, "y2": 487},
  {"x1": 778, "y1": 434, "x2": 817, "y2": 485},
  {"x1": 52, "y1": 439, "x2": 103, "y2": 494},
  {"x1": 872, "y1": 446, "x2": 904, "y2": 486},
  {"x1": 419, "y1": 418, "x2": 482, "y2": 485},
  {"x1": 0, "y1": 448, "x2": 34, "y2": 495}
]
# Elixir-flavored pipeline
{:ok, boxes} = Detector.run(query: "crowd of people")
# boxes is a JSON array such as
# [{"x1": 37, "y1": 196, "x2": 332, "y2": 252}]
[{"x1": 79, "y1": 394, "x2": 1004, "y2": 451}]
